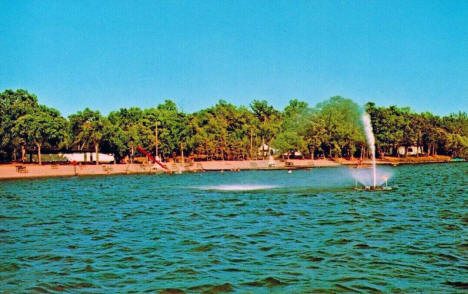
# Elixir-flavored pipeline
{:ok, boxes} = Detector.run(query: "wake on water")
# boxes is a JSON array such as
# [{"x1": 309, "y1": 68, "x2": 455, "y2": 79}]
[
  {"x1": 193, "y1": 165, "x2": 395, "y2": 192},
  {"x1": 196, "y1": 184, "x2": 279, "y2": 191}
]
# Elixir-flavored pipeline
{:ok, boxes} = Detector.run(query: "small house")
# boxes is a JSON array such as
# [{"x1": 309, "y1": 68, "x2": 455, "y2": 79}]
[
  {"x1": 258, "y1": 144, "x2": 278, "y2": 157},
  {"x1": 398, "y1": 146, "x2": 423, "y2": 156}
]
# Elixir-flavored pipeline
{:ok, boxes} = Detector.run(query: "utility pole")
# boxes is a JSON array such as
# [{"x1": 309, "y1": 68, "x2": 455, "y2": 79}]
[
  {"x1": 250, "y1": 128, "x2": 253, "y2": 159},
  {"x1": 155, "y1": 122, "x2": 159, "y2": 159}
]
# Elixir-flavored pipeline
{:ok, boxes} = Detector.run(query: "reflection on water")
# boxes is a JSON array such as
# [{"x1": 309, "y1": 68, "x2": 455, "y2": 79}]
[{"x1": 0, "y1": 163, "x2": 467, "y2": 292}]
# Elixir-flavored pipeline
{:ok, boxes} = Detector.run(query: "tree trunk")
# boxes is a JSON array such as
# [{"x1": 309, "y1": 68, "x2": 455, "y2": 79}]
[
  {"x1": 261, "y1": 137, "x2": 265, "y2": 160},
  {"x1": 36, "y1": 143, "x2": 42, "y2": 165},
  {"x1": 12, "y1": 148, "x2": 17, "y2": 161},
  {"x1": 21, "y1": 145, "x2": 26, "y2": 162},
  {"x1": 404, "y1": 146, "x2": 408, "y2": 157},
  {"x1": 181, "y1": 142, "x2": 184, "y2": 163},
  {"x1": 95, "y1": 142, "x2": 100, "y2": 165}
]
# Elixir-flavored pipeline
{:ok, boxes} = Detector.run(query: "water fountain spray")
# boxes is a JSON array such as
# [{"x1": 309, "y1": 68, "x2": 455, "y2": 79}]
[{"x1": 362, "y1": 113, "x2": 377, "y2": 188}]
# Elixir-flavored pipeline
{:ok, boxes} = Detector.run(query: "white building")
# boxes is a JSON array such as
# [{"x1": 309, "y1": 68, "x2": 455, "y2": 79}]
[
  {"x1": 61, "y1": 152, "x2": 115, "y2": 163},
  {"x1": 258, "y1": 144, "x2": 278, "y2": 156},
  {"x1": 398, "y1": 146, "x2": 423, "y2": 156}
]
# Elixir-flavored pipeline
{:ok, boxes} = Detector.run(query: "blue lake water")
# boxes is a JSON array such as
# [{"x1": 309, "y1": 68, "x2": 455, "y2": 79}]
[{"x1": 0, "y1": 163, "x2": 467, "y2": 293}]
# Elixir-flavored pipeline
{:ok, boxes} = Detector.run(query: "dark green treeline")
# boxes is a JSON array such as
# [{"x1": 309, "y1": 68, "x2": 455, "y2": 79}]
[{"x1": 1, "y1": 89, "x2": 467, "y2": 164}]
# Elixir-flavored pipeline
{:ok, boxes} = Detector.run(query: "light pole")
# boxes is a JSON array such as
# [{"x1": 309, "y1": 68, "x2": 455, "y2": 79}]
[{"x1": 155, "y1": 121, "x2": 159, "y2": 160}]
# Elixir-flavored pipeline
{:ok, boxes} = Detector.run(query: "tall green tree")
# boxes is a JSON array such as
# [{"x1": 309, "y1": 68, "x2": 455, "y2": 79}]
[
  {"x1": 69, "y1": 108, "x2": 109, "y2": 164},
  {"x1": 315, "y1": 96, "x2": 364, "y2": 158},
  {"x1": 250, "y1": 100, "x2": 280, "y2": 158},
  {"x1": 13, "y1": 105, "x2": 68, "y2": 164},
  {"x1": 108, "y1": 107, "x2": 154, "y2": 162},
  {"x1": 0, "y1": 89, "x2": 40, "y2": 161},
  {"x1": 155, "y1": 100, "x2": 188, "y2": 160},
  {"x1": 303, "y1": 112, "x2": 328, "y2": 159},
  {"x1": 273, "y1": 99, "x2": 310, "y2": 158}
]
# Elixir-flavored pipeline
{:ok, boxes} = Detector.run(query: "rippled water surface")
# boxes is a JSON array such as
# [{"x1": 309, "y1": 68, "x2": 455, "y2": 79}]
[{"x1": 1, "y1": 163, "x2": 467, "y2": 293}]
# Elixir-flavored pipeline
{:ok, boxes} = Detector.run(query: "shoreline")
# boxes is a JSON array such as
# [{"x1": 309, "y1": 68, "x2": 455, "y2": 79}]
[{"x1": 0, "y1": 156, "x2": 458, "y2": 180}]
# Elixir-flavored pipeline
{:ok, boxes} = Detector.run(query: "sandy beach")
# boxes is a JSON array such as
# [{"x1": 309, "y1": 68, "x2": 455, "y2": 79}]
[{"x1": 0, "y1": 156, "x2": 453, "y2": 180}]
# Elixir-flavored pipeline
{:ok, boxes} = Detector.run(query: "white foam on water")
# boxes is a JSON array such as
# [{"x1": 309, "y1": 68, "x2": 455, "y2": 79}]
[
  {"x1": 197, "y1": 184, "x2": 279, "y2": 191},
  {"x1": 350, "y1": 167, "x2": 394, "y2": 187}
]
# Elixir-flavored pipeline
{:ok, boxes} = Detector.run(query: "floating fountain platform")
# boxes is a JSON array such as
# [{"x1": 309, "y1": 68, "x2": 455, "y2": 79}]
[{"x1": 354, "y1": 185, "x2": 394, "y2": 191}]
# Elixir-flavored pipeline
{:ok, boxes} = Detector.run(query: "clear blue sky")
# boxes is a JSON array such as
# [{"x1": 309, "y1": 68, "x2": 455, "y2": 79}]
[{"x1": 1, "y1": 0, "x2": 467, "y2": 116}]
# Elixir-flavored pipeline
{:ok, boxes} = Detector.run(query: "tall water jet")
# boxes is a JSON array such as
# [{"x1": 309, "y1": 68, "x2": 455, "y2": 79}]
[{"x1": 362, "y1": 113, "x2": 377, "y2": 188}]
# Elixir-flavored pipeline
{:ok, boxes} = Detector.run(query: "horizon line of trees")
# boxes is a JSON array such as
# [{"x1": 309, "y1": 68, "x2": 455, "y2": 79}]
[{"x1": 1, "y1": 89, "x2": 467, "y2": 164}]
